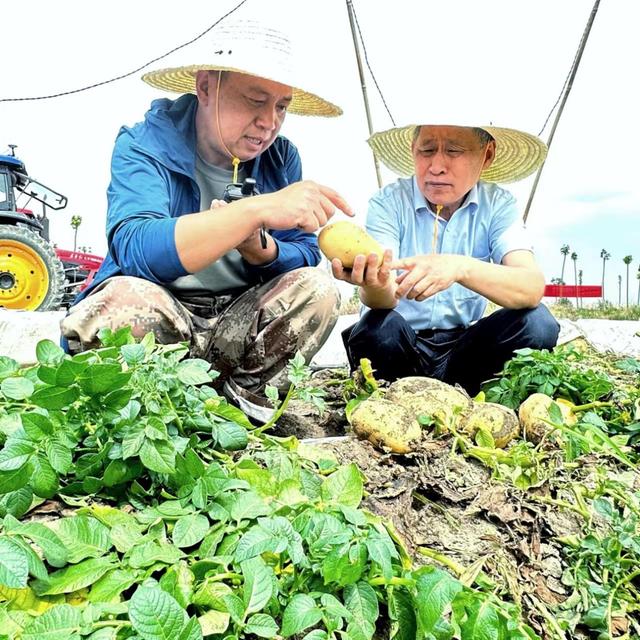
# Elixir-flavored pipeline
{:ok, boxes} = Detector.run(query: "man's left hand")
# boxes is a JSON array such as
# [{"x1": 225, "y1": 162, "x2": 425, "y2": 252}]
[{"x1": 390, "y1": 254, "x2": 467, "y2": 301}]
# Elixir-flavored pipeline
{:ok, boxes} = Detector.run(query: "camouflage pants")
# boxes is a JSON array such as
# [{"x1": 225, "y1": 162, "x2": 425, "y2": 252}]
[{"x1": 61, "y1": 267, "x2": 340, "y2": 395}]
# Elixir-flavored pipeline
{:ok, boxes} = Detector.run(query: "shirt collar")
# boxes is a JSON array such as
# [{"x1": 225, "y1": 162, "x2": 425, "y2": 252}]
[{"x1": 411, "y1": 176, "x2": 480, "y2": 217}]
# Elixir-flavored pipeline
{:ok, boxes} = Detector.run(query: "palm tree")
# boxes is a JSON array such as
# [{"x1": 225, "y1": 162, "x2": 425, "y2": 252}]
[
  {"x1": 571, "y1": 252, "x2": 578, "y2": 307},
  {"x1": 600, "y1": 249, "x2": 611, "y2": 301},
  {"x1": 618, "y1": 274, "x2": 622, "y2": 306},
  {"x1": 70, "y1": 215, "x2": 82, "y2": 252},
  {"x1": 560, "y1": 244, "x2": 570, "y2": 286},
  {"x1": 578, "y1": 269, "x2": 583, "y2": 308},
  {"x1": 623, "y1": 255, "x2": 633, "y2": 307}
]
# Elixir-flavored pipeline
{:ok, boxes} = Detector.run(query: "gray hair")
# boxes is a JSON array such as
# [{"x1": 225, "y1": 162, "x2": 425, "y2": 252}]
[{"x1": 412, "y1": 125, "x2": 495, "y2": 147}]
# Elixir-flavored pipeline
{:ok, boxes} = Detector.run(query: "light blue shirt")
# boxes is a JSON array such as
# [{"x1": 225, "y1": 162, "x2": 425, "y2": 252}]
[{"x1": 366, "y1": 177, "x2": 532, "y2": 330}]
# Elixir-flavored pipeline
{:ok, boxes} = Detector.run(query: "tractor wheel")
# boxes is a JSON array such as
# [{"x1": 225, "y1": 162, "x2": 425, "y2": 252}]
[{"x1": 0, "y1": 224, "x2": 65, "y2": 311}]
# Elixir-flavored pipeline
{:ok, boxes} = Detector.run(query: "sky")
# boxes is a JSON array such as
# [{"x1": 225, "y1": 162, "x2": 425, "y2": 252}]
[{"x1": 2, "y1": 0, "x2": 639, "y2": 305}]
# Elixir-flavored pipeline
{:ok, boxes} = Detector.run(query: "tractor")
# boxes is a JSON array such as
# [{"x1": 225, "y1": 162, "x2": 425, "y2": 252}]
[{"x1": 0, "y1": 146, "x2": 103, "y2": 311}]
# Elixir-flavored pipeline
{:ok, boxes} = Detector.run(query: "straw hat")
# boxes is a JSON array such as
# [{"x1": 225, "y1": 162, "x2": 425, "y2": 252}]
[
  {"x1": 368, "y1": 124, "x2": 547, "y2": 183},
  {"x1": 142, "y1": 20, "x2": 341, "y2": 117}
]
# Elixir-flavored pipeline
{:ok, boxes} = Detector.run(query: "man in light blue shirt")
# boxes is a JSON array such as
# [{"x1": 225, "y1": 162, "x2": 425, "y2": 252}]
[{"x1": 332, "y1": 123, "x2": 559, "y2": 394}]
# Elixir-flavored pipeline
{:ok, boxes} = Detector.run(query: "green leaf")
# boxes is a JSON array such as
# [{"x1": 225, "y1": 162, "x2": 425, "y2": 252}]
[
  {"x1": 322, "y1": 543, "x2": 366, "y2": 586},
  {"x1": 593, "y1": 497, "x2": 615, "y2": 521},
  {"x1": 159, "y1": 561, "x2": 194, "y2": 609},
  {"x1": 21, "y1": 604, "x2": 82, "y2": 640},
  {"x1": 110, "y1": 521, "x2": 145, "y2": 553},
  {"x1": 129, "y1": 583, "x2": 190, "y2": 640},
  {"x1": 241, "y1": 557, "x2": 274, "y2": 614},
  {"x1": 45, "y1": 440, "x2": 73, "y2": 475},
  {"x1": 321, "y1": 463, "x2": 363, "y2": 507},
  {"x1": 388, "y1": 588, "x2": 417, "y2": 640},
  {"x1": 77, "y1": 363, "x2": 130, "y2": 395},
  {"x1": 172, "y1": 514, "x2": 210, "y2": 548},
  {"x1": 215, "y1": 421, "x2": 248, "y2": 451},
  {"x1": 139, "y1": 439, "x2": 176, "y2": 474},
  {"x1": 245, "y1": 613, "x2": 279, "y2": 638},
  {"x1": 206, "y1": 399, "x2": 253, "y2": 430},
  {"x1": 54, "y1": 359, "x2": 87, "y2": 386},
  {"x1": 344, "y1": 582, "x2": 378, "y2": 627},
  {"x1": 0, "y1": 486, "x2": 33, "y2": 518},
  {"x1": 122, "y1": 424, "x2": 146, "y2": 459},
  {"x1": 30, "y1": 385, "x2": 80, "y2": 410},
  {"x1": 36, "y1": 340, "x2": 66, "y2": 366},
  {"x1": 32, "y1": 556, "x2": 115, "y2": 595},
  {"x1": 223, "y1": 593, "x2": 246, "y2": 625},
  {"x1": 0, "y1": 536, "x2": 29, "y2": 588},
  {"x1": 127, "y1": 540, "x2": 184, "y2": 569},
  {"x1": 365, "y1": 529, "x2": 398, "y2": 581},
  {"x1": 6, "y1": 518, "x2": 69, "y2": 567},
  {"x1": 224, "y1": 490, "x2": 272, "y2": 523},
  {"x1": 0, "y1": 438, "x2": 35, "y2": 471},
  {"x1": 30, "y1": 453, "x2": 59, "y2": 498},
  {"x1": 1, "y1": 376, "x2": 34, "y2": 400},
  {"x1": 176, "y1": 359, "x2": 212, "y2": 385},
  {"x1": 281, "y1": 593, "x2": 323, "y2": 637},
  {"x1": 102, "y1": 387, "x2": 133, "y2": 409},
  {"x1": 177, "y1": 616, "x2": 203, "y2": 640},
  {"x1": 103, "y1": 458, "x2": 142, "y2": 487},
  {"x1": 0, "y1": 356, "x2": 19, "y2": 380},
  {"x1": 459, "y1": 599, "x2": 501, "y2": 640},
  {"x1": 320, "y1": 593, "x2": 352, "y2": 620},
  {"x1": 235, "y1": 525, "x2": 283, "y2": 562},
  {"x1": 21, "y1": 412, "x2": 54, "y2": 439},
  {"x1": 0, "y1": 465, "x2": 31, "y2": 494},
  {"x1": 55, "y1": 515, "x2": 111, "y2": 563},
  {"x1": 121, "y1": 343, "x2": 147, "y2": 365},
  {"x1": 415, "y1": 567, "x2": 463, "y2": 633}
]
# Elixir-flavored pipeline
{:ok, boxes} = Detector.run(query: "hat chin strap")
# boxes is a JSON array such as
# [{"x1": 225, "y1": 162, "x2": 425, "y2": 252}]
[{"x1": 214, "y1": 71, "x2": 241, "y2": 182}]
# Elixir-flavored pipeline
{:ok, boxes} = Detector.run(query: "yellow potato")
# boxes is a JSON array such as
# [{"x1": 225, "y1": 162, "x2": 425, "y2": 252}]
[
  {"x1": 457, "y1": 402, "x2": 520, "y2": 448},
  {"x1": 318, "y1": 221, "x2": 384, "y2": 268},
  {"x1": 518, "y1": 393, "x2": 576, "y2": 444},
  {"x1": 350, "y1": 398, "x2": 422, "y2": 454},
  {"x1": 386, "y1": 377, "x2": 472, "y2": 431}
]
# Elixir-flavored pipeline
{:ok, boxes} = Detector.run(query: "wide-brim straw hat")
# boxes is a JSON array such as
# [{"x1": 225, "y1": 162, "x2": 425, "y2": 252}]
[
  {"x1": 142, "y1": 20, "x2": 341, "y2": 117},
  {"x1": 368, "y1": 124, "x2": 547, "y2": 183}
]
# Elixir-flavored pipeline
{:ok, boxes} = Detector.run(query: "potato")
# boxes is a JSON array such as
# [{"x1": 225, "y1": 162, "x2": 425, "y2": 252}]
[
  {"x1": 318, "y1": 221, "x2": 384, "y2": 268},
  {"x1": 386, "y1": 377, "x2": 472, "y2": 431},
  {"x1": 457, "y1": 402, "x2": 520, "y2": 448},
  {"x1": 350, "y1": 398, "x2": 422, "y2": 453},
  {"x1": 518, "y1": 393, "x2": 576, "y2": 444}
]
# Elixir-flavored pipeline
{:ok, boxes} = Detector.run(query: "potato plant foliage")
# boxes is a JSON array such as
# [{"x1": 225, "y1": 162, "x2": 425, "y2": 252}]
[{"x1": 0, "y1": 330, "x2": 535, "y2": 640}]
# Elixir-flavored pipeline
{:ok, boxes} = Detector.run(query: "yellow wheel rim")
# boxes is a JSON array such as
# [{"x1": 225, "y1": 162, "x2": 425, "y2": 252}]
[{"x1": 0, "y1": 240, "x2": 50, "y2": 310}]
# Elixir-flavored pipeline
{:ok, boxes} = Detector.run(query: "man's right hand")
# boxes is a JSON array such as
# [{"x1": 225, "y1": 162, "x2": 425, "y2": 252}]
[{"x1": 258, "y1": 180, "x2": 353, "y2": 232}]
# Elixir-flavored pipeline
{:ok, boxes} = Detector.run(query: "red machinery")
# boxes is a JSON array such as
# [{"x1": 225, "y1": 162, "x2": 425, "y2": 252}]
[{"x1": 0, "y1": 146, "x2": 103, "y2": 310}]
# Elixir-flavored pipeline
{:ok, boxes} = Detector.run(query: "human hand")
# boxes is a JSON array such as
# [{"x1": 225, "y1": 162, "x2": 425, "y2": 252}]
[
  {"x1": 332, "y1": 249, "x2": 394, "y2": 289},
  {"x1": 390, "y1": 254, "x2": 467, "y2": 301},
  {"x1": 210, "y1": 199, "x2": 227, "y2": 210},
  {"x1": 258, "y1": 180, "x2": 353, "y2": 232}
]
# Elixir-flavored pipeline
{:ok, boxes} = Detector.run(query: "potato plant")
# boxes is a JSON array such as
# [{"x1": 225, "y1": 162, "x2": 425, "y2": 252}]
[{"x1": 0, "y1": 331, "x2": 535, "y2": 640}]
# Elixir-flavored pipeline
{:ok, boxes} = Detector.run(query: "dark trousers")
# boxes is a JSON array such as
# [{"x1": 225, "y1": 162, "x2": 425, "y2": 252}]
[{"x1": 342, "y1": 306, "x2": 560, "y2": 395}]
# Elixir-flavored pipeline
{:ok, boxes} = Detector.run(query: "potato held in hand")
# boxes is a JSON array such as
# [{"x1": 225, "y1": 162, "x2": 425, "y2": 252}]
[{"x1": 318, "y1": 220, "x2": 384, "y2": 268}]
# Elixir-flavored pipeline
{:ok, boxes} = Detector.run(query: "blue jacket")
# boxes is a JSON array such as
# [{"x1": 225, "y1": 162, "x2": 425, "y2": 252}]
[{"x1": 79, "y1": 94, "x2": 320, "y2": 300}]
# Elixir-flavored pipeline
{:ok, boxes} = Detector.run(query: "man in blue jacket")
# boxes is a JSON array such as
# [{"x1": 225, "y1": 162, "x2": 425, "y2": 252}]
[{"x1": 61, "y1": 19, "x2": 352, "y2": 420}]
